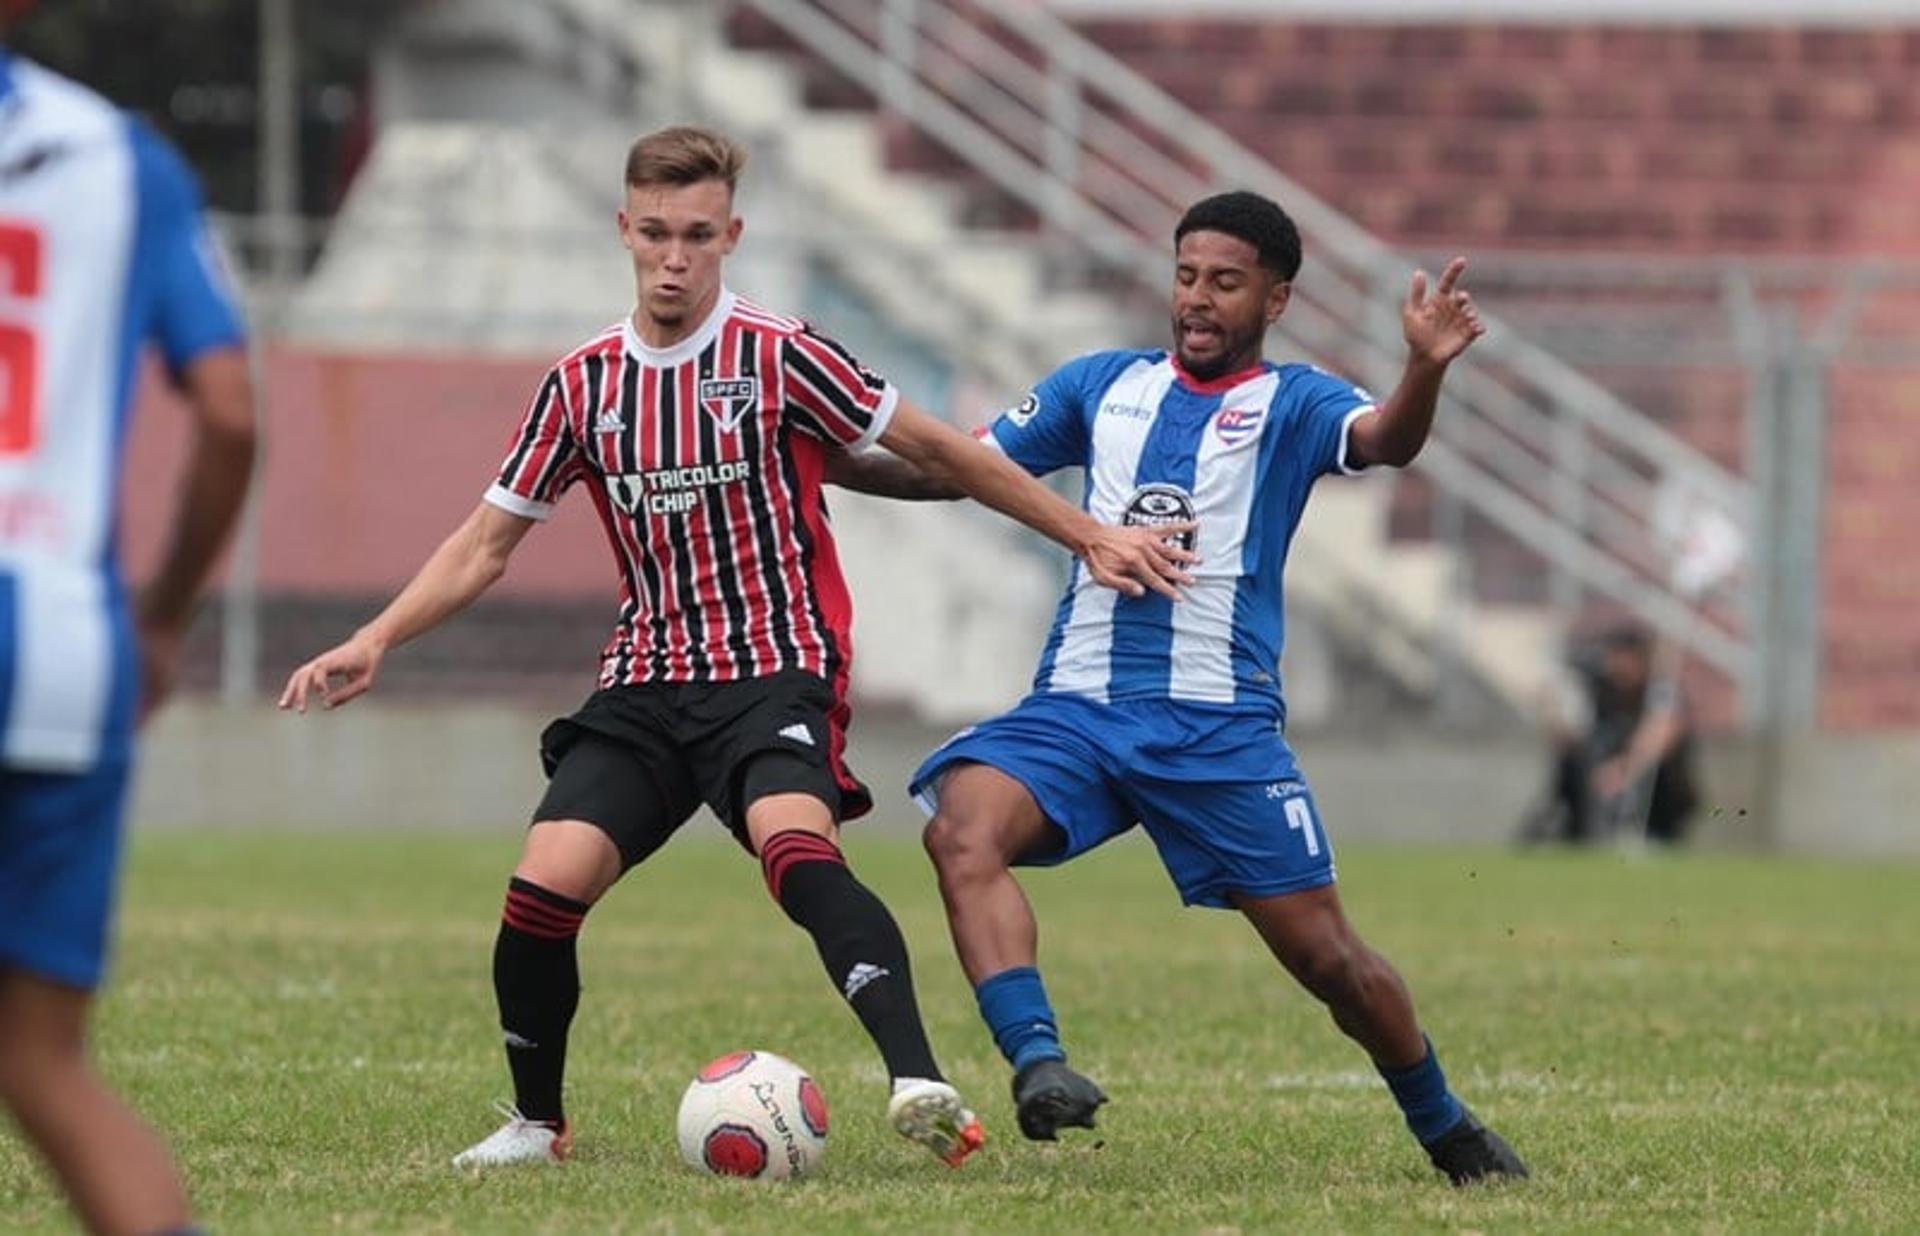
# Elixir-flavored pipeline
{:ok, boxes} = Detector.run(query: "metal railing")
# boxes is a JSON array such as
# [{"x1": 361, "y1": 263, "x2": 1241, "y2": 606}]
[
  {"x1": 724, "y1": 0, "x2": 1763, "y2": 711},
  {"x1": 1428, "y1": 253, "x2": 1920, "y2": 730}
]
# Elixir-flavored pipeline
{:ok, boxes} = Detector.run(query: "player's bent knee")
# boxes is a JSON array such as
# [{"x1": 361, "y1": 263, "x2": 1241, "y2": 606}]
[
  {"x1": 921, "y1": 809, "x2": 1010, "y2": 878},
  {"x1": 516, "y1": 819, "x2": 623, "y2": 904},
  {"x1": 920, "y1": 810, "x2": 970, "y2": 868}
]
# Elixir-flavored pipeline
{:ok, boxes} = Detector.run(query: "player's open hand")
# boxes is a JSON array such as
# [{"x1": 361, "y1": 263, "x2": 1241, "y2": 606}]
[
  {"x1": 1082, "y1": 521, "x2": 1200, "y2": 601},
  {"x1": 1403, "y1": 256, "x2": 1485, "y2": 366},
  {"x1": 278, "y1": 633, "x2": 387, "y2": 713}
]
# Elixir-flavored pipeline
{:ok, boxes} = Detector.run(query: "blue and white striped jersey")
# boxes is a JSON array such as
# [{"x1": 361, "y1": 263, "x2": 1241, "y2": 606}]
[
  {"x1": 983, "y1": 349, "x2": 1374, "y2": 721},
  {"x1": 0, "y1": 54, "x2": 245, "y2": 771}
]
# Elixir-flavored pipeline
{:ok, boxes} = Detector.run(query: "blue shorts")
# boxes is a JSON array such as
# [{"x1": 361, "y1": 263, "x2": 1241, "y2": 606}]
[
  {"x1": 0, "y1": 759, "x2": 133, "y2": 989},
  {"x1": 910, "y1": 693, "x2": 1334, "y2": 909}
]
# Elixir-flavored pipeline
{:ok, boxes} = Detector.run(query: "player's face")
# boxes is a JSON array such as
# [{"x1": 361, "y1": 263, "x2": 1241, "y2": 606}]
[
  {"x1": 1170, "y1": 230, "x2": 1290, "y2": 381},
  {"x1": 618, "y1": 179, "x2": 742, "y2": 340}
]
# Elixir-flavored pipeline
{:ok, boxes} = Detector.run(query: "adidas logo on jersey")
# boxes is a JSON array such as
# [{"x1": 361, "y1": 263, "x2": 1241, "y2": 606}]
[
  {"x1": 594, "y1": 410, "x2": 625, "y2": 433},
  {"x1": 778, "y1": 723, "x2": 815, "y2": 747}
]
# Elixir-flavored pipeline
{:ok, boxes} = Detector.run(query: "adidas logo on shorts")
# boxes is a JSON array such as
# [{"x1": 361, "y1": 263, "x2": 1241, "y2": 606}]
[{"x1": 778, "y1": 723, "x2": 815, "y2": 747}]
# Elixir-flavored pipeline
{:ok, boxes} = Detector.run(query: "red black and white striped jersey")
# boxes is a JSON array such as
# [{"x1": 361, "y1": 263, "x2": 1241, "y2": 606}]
[{"x1": 485, "y1": 287, "x2": 897, "y2": 689}]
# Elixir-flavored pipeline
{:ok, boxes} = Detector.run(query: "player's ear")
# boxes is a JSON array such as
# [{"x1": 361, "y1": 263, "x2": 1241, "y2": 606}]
[
  {"x1": 1266, "y1": 277, "x2": 1291, "y2": 323},
  {"x1": 722, "y1": 213, "x2": 743, "y2": 255},
  {"x1": 616, "y1": 208, "x2": 634, "y2": 252}
]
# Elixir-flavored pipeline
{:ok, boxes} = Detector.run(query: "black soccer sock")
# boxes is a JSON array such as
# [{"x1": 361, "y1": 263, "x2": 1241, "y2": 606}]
[
  {"x1": 493, "y1": 877, "x2": 589, "y2": 1124},
  {"x1": 760, "y1": 829, "x2": 943, "y2": 1083}
]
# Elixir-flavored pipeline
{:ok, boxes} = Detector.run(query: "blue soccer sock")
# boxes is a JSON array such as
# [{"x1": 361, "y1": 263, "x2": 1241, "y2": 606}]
[
  {"x1": 1378, "y1": 1036, "x2": 1465, "y2": 1146},
  {"x1": 974, "y1": 966, "x2": 1067, "y2": 1074}
]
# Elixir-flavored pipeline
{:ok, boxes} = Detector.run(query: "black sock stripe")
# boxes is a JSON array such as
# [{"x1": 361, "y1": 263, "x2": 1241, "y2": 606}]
[
  {"x1": 760, "y1": 830, "x2": 842, "y2": 862},
  {"x1": 508, "y1": 876, "x2": 592, "y2": 915},
  {"x1": 504, "y1": 897, "x2": 584, "y2": 936},
  {"x1": 760, "y1": 830, "x2": 845, "y2": 901}
]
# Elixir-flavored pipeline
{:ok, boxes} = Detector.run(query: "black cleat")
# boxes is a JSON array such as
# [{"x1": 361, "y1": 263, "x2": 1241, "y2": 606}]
[
  {"x1": 1011, "y1": 1059, "x2": 1108, "y2": 1142},
  {"x1": 1425, "y1": 1109, "x2": 1529, "y2": 1185}
]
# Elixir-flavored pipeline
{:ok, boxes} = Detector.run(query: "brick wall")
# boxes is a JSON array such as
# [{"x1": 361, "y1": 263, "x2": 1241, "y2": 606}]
[
  {"x1": 1075, "y1": 21, "x2": 1920, "y2": 254},
  {"x1": 119, "y1": 350, "x2": 617, "y2": 696},
  {"x1": 121, "y1": 348, "x2": 607, "y2": 597},
  {"x1": 1822, "y1": 366, "x2": 1920, "y2": 728},
  {"x1": 729, "y1": 14, "x2": 1920, "y2": 251}
]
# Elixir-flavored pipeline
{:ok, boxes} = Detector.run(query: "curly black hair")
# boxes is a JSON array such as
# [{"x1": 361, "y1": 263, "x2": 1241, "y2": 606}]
[{"x1": 1174, "y1": 191, "x2": 1302, "y2": 280}]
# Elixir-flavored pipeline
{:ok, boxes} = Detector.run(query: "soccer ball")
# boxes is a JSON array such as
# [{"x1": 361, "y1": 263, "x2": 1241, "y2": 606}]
[{"x1": 676, "y1": 1050, "x2": 829, "y2": 1180}]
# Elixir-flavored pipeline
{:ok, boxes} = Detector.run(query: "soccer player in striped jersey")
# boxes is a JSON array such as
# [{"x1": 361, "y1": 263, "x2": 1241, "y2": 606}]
[
  {"x1": 832, "y1": 191, "x2": 1529, "y2": 1185},
  {"x1": 278, "y1": 126, "x2": 1193, "y2": 1171},
  {"x1": 0, "y1": 30, "x2": 257, "y2": 1236}
]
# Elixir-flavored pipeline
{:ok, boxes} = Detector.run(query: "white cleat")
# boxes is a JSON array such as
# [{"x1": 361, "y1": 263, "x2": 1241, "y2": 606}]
[
  {"x1": 451, "y1": 1100, "x2": 573, "y2": 1168},
  {"x1": 887, "y1": 1079, "x2": 986, "y2": 1167}
]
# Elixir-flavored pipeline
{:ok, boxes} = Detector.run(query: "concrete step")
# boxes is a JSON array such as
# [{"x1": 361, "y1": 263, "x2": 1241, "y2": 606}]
[
  {"x1": 924, "y1": 236, "x2": 1044, "y2": 314},
  {"x1": 1300, "y1": 480, "x2": 1390, "y2": 552},
  {"x1": 1456, "y1": 602, "x2": 1562, "y2": 714}
]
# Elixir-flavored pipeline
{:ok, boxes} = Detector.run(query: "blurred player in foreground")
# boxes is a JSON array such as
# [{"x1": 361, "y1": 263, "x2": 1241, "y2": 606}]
[
  {"x1": 0, "y1": 28, "x2": 257, "y2": 1236},
  {"x1": 829, "y1": 191, "x2": 1529, "y2": 1185},
  {"x1": 279, "y1": 126, "x2": 1192, "y2": 1171}
]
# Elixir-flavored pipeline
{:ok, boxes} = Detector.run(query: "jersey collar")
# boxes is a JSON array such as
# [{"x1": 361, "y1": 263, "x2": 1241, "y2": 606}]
[
  {"x1": 1171, "y1": 354, "x2": 1269, "y2": 395},
  {"x1": 623, "y1": 284, "x2": 735, "y2": 368}
]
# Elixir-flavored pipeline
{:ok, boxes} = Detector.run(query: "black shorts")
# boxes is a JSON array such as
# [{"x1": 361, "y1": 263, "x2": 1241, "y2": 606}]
[{"x1": 533, "y1": 669, "x2": 871, "y2": 867}]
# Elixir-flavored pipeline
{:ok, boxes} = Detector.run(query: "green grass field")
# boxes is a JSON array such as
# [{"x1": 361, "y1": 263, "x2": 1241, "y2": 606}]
[{"x1": 4, "y1": 831, "x2": 1918, "y2": 1233}]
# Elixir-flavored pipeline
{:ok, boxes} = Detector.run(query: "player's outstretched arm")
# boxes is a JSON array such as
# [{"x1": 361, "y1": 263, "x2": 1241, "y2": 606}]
[
  {"x1": 876, "y1": 400, "x2": 1197, "y2": 600},
  {"x1": 278, "y1": 502, "x2": 535, "y2": 713},
  {"x1": 139, "y1": 347, "x2": 258, "y2": 722},
  {"x1": 822, "y1": 444, "x2": 964, "y2": 501},
  {"x1": 1347, "y1": 256, "x2": 1486, "y2": 469}
]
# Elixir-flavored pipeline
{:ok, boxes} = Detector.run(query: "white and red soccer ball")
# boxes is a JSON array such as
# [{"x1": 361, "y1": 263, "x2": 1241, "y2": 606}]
[{"x1": 676, "y1": 1050, "x2": 828, "y2": 1180}]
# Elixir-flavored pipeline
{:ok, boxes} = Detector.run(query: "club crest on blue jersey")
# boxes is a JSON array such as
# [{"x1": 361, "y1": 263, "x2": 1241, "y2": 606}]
[
  {"x1": 1213, "y1": 404, "x2": 1265, "y2": 447},
  {"x1": 699, "y1": 377, "x2": 759, "y2": 432}
]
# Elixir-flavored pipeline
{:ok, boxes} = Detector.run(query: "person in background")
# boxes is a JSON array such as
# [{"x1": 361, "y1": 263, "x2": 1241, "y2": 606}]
[{"x1": 1521, "y1": 623, "x2": 1699, "y2": 846}]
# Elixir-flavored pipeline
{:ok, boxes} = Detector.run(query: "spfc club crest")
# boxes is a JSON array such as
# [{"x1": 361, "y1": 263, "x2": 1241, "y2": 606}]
[{"x1": 699, "y1": 377, "x2": 759, "y2": 432}]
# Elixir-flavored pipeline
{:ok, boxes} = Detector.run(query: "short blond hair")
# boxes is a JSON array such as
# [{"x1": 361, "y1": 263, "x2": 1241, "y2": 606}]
[{"x1": 624, "y1": 125, "x2": 748, "y2": 193}]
